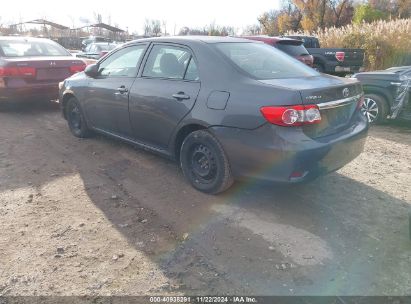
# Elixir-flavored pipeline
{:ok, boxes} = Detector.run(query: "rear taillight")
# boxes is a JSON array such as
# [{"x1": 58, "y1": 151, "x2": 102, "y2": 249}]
[
  {"x1": 335, "y1": 52, "x2": 345, "y2": 62},
  {"x1": 100, "y1": 51, "x2": 108, "y2": 58},
  {"x1": 69, "y1": 64, "x2": 86, "y2": 74},
  {"x1": 260, "y1": 105, "x2": 321, "y2": 127},
  {"x1": 0, "y1": 66, "x2": 36, "y2": 78}
]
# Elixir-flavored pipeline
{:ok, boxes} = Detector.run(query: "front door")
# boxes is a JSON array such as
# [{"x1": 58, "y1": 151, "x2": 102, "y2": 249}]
[
  {"x1": 83, "y1": 44, "x2": 147, "y2": 138},
  {"x1": 129, "y1": 44, "x2": 201, "y2": 149}
]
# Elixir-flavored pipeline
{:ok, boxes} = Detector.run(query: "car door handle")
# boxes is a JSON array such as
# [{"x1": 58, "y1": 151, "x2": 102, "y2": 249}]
[
  {"x1": 117, "y1": 86, "x2": 128, "y2": 94},
  {"x1": 172, "y1": 92, "x2": 190, "y2": 100}
]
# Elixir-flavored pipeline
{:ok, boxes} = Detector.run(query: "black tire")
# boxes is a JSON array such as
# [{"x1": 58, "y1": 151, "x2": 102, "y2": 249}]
[
  {"x1": 65, "y1": 97, "x2": 92, "y2": 138},
  {"x1": 362, "y1": 93, "x2": 389, "y2": 124},
  {"x1": 180, "y1": 130, "x2": 234, "y2": 194}
]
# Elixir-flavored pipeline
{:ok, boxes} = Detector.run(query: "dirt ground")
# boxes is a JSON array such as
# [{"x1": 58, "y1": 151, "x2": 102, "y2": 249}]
[{"x1": 0, "y1": 102, "x2": 410, "y2": 296}]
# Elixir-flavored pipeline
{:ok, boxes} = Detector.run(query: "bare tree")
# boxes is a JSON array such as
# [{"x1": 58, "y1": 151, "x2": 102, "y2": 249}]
[
  {"x1": 162, "y1": 20, "x2": 167, "y2": 36},
  {"x1": 243, "y1": 24, "x2": 262, "y2": 35},
  {"x1": 143, "y1": 19, "x2": 162, "y2": 37}
]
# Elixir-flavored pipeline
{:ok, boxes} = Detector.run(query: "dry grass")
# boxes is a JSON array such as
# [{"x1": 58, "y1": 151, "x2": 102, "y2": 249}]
[{"x1": 288, "y1": 18, "x2": 411, "y2": 71}]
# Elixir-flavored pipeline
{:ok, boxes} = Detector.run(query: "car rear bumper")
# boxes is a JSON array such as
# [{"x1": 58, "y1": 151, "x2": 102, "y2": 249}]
[
  {"x1": 0, "y1": 83, "x2": 60, "y2": 102},
  {"x1": 210, "y1": 112, "x2": 368, "y2": 183}
]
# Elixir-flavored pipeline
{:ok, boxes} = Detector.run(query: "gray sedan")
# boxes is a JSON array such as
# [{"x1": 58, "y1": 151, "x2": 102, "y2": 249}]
[{"x1": 59, "y1": 36, "x2": 368, "y2": 194}]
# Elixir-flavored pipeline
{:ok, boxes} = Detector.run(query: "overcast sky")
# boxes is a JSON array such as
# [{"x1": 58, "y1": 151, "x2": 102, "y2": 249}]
[{"x1": 1, "y1": 0, "x2": 281, "y2": 34}]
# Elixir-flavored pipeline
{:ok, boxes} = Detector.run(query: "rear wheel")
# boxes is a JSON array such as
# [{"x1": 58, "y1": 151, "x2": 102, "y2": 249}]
[
  {"x1": 65, "y1": 97, "x2": 92, "y2": 138},
  {"x1": 362, "y1": 94, "x2": 389, "y2": 124},
  {"x1": 180, "y1": 130, "x2": 233, "y2": 194}
]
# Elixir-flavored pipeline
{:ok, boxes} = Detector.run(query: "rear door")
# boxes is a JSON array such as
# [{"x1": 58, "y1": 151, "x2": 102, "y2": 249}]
[
  {"x1": 129, "y1": 43, "x2": 200, "y2": 149},
  {"x1": 83, "y1": 43, "x2": 148, "y2": 138}
]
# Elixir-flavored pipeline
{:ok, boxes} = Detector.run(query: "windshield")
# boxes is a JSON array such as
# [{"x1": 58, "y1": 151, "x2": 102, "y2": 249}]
[
  {"x1": 0, "y1": 39, "x2": 70, "y2": 57},
  {"x1": 97, "y1": 44, "x2": 117, "y2": 51},
  {"x1": 215, "y1": 42, "x2": 319, "y2": 80}
]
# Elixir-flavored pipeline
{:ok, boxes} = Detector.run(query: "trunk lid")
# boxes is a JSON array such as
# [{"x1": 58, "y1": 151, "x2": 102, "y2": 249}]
[
  {"x1": 2, "y1": 56, "x2": 85, "y2": 82},
  {"x1": 259, "y1": 75, "x2": 363, "y2": 138}
]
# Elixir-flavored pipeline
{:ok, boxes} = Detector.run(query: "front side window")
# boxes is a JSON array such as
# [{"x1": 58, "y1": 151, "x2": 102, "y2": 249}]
[
  {"x1": 98, "y1": 44, "x2": 146, "y2": 77},
  {"x1": 143, "y1": 45, "x2": 191, "y2": 79},
  {"x1": 214, "y1": 42, "x2": 319, "y2": 80}
]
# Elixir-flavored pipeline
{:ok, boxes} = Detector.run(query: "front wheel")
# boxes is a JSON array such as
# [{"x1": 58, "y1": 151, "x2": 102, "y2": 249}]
[
  {"x1": 362, "y1": 94, "x2": 389, "y2": 124},
  {"x1": 180, "y1": 130, "x2": 234, "y2": 194},
  {"x1": 65, "y1": 97, "x2": 92, "y2": 138}
]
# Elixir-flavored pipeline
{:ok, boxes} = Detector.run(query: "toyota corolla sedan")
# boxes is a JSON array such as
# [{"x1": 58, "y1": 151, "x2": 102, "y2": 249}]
[
  {"x1": 0, "y1": 37, "x2": 86, "y2": 103},
  {"x1": 59, "y1": 36, "x2": 368, "y2": 194}
]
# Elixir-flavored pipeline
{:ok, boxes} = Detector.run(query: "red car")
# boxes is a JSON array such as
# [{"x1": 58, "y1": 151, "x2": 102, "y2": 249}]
[
  {"x1": 242, "y1": 36, "x2": 314, "y2": 67},
  {"x1": 0, "y1": 37, "x2": 86, "y2": 102}
]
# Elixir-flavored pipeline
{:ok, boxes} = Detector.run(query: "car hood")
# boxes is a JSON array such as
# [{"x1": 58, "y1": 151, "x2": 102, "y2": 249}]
[{"x1": 354, "y1": 71, "x2": 400, "y2": 81}]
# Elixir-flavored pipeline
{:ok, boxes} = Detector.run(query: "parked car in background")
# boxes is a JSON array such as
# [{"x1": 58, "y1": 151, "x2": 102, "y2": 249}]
[
  {"x1": 0, "y1": 36, "x2": 86, "y2": 103},
  {"x1": 242, "y1": 36, "x2": 314, "y2": 67},
  {"x1": 285, "y1": 35, "x2": 364, "y2": 75},
  {"x1": 353, "y1": 66, "x2": 411, "y2": 123},
  {"x1": 81, "y1": 36, "x2": 113, "y2": 51},
  {"x1": 76, "y1": 42, "x2": 118, "y2": 60},
  {"x1": 59, "y1": 36, "x2": 367, "y2": 194}
]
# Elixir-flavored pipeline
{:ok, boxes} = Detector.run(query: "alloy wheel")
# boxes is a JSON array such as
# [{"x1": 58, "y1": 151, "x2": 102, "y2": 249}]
[{"x1": 362, "y1": 97, "x2": 379, "y2": 123}]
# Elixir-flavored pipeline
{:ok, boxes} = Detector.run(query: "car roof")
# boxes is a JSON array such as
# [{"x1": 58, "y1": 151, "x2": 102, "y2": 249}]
[
  {"x1": 241, "y1": 35, "x2": 303, "y2": 45},
  {"x1": 0, "y1": 36, "x2": 54, "y2": 42},
  {"x1": 91, "y1": 42, "x2": 117, "y2": 45},
  {"x1": 125, "y1": 35, "x2": 255, "y2": 46}
]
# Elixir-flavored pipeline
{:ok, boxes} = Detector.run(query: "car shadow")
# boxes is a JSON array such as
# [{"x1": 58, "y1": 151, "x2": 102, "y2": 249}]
[
  {"x1": 1, "y1": 108, "x2": 410, "y2": 296},
  {"x1": 369, "y1": 121, "x2": 411, "y2": 146},
  {"x1": 0, "y1": 100, "x2": 60, "y2": 114}
]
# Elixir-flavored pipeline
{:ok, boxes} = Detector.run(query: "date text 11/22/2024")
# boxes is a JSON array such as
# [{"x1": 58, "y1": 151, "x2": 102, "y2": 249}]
[{"x1": 149, "y1": 296, "x2": 257, "y2": 303}]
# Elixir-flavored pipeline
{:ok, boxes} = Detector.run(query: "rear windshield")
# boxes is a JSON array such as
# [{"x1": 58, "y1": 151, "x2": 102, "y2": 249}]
[
  {"x1": 275, "y1": 41, "x2": 309, "y2": 56},
  {"x1": 215, "y1": 42, "x2": 319, "y2": 80},
  {"x1": 0, "y1": 39, "x2": 70, "y2": 57}
]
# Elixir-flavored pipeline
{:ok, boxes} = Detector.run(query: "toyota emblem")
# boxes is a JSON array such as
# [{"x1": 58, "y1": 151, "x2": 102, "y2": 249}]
[{"x1": 342, "y1": 88, "x2": 350, "y2": 98}]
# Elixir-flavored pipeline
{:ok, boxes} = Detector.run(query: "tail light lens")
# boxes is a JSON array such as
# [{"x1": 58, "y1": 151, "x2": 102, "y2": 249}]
[
  {"x1": 260, "y1": 105, "x2": 321, "y2": 127},
  {"x1": 335, "y1": 52, "x2": 345, "y2": 62},
  {"x1": 0, "y1": 66, "x2": 36, "y2": 78},
  {"x1": 69, "y1": 64, "x2": 86, "y2": 74}
]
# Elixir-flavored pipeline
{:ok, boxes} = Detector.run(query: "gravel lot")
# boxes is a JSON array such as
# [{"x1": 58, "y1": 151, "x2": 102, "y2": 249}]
[{"x1": 0, "y1": 102, "x2": 410, "y2": 296}]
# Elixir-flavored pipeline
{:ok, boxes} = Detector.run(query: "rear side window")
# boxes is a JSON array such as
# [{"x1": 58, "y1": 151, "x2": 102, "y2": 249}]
[
  {"x1": 215, "y1": 42, "x2": 319, "y2": 80},
  {"x1": 275, "y1": 41, "x2": 309, "y2": 56},
  {"x1": 185, "y1": 58, "x2": 199, "y2": 81},
  {"x1": 0, "y1": 40, "x2": 70, "y2": 57},
  {"x1": 143, "y1": 45, "x2": 191, "y2": 79},
  {"x1": 98, "y1": 45, "x2": 146, "y2": 77}
]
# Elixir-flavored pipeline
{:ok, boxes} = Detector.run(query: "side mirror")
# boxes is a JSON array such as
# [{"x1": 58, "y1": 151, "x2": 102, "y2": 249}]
[{"x1": 84, "y1": 64, "x2": 99, "y2": 78}]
